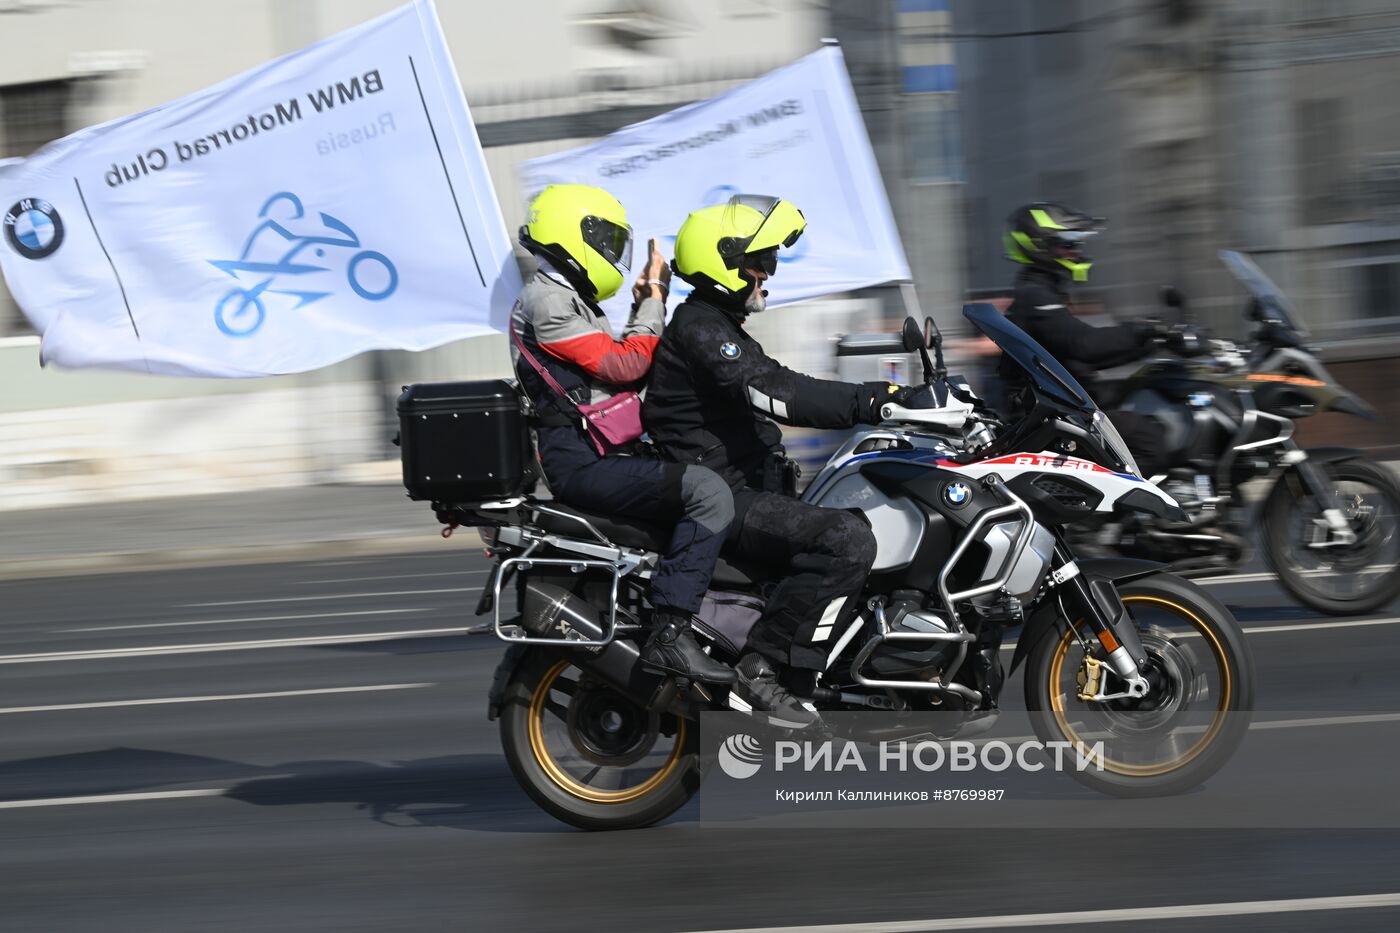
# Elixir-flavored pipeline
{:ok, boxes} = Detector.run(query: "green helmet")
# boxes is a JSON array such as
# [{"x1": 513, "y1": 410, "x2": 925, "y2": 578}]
[
  {"x1": 519, "y1": 184, "x2": 633, "y2": 301},
  {"x1": 1004, "y1": 202, "x2": 1104, "y2": 283},
  {"x1": 673, "y1": 194, "x2": 807, "y2": 294}
]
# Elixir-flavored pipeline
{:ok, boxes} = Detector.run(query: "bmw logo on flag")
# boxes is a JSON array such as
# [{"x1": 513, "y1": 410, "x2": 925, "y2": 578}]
[
  {"x1": 943, "y1": 481, "x2": 972, "y2": 509},
  {"x1": 720, "y1": 341, "x2": 742, "y2": 361},
  {"x1": 4, "y1": 198, "x2": 65, "y2": 260}
]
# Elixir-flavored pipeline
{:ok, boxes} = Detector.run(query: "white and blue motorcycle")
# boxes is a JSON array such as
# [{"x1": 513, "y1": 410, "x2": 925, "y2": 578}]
[{"x1": 431, "y1": 304, "x2": 1254, "y2": 830}]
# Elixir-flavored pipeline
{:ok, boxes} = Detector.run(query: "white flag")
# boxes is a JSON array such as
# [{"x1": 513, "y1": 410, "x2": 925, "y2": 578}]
[
  {"x1": 0, "y1": 0, "x2": 520, "y2": 377},
  {"x1": 519, "y1": 46, "x2": 910, "y2": 326}
]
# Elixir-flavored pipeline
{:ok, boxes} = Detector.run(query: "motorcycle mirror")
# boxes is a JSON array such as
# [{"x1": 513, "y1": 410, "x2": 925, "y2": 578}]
[
  {"x1": 901, "y1": 316, "x2": 937, "y2": 385},
  {"x1": 901, "y1": 316, "x2": 924, "y2": 353},
  {"x1": 1161, "y1": 286, "x2": 1189, "y2": 325},
  {"x1": 925, "y1": 316, "x2": 948, "y2": 380},
  {"x1": 923, "y1": 316, "x2": 943, "y2": 348}
]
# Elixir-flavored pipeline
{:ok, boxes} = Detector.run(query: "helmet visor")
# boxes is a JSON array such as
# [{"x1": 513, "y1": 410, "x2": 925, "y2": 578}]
[
  {"x1": 1051, "y1": 229, "x2": 1096, "y2": 261},
  {"x1": 581, "y1": 215, "x2": 633, "y2": 272},
  {"x1": 745, "y1": 247, "x2": 779, "y2": 276},
  {"x1": 718, "y1": 195, "x2": 805, "y2": 268}
]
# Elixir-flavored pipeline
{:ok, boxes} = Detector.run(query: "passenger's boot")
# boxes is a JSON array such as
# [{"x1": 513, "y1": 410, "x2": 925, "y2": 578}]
[
  {"x1": 733, "y1": 652, "x2": 821, "y2": 729},
  {"x1": 642, "y1": 610, "x2": 736, "y2": 685}
]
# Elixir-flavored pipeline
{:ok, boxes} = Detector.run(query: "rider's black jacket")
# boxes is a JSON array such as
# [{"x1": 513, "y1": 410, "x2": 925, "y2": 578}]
[
  {"x1": 643, "y1": 290, "x2": 869, "y2": 490},
  {"x1": 1002, "y1": 266, "x2": 1153, "y2": 392}
]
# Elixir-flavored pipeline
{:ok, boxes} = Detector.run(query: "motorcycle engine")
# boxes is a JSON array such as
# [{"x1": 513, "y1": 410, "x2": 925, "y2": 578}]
[
  {"x1": 867, "y1": 600, "x2": 958, "y2": 677},
  {"x1": 1162, "y1": 469, "x2": 1213, "y2": 509}
]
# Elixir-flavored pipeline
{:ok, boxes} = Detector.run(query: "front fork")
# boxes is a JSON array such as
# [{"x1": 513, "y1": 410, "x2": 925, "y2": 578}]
[
  {"x1": 1281, "y1": 447, "x2": 1357, "y2": 547},
  {"x1": 1051, "y1": 542, "x2": 1151, "y2": 701}
]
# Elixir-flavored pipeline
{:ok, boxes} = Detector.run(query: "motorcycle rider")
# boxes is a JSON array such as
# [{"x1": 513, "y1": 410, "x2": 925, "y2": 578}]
[
  {"x1": 644, "y1": 195, "x2": 915, "y2": 727},
  {"x1": 512, "y1": 184, "x2": 735, "y2": 686},
  {"x1": 1000, "y1": 202, "x2": 1187, "y2": 476}
]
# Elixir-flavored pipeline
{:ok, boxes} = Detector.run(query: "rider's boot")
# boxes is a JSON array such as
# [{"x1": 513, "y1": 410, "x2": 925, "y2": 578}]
[
  {"x1": 733, "y1": 652, "x2": 821, "y2": 729},
  {"x1": 642, "y1": 609, "x2": 736, "y2": 685}
]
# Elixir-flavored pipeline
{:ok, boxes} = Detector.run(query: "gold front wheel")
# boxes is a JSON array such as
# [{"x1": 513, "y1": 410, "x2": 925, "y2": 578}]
[{"x1": 1025, "y1": 572, "x2": 1253, "y2": 797}]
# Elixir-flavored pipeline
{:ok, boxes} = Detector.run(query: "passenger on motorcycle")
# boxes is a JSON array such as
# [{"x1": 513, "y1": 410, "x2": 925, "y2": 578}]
[
  {"x1": 1000, "y1": 202, "x2": 1194, "y2": 477},
  {"x1": 644, "y1": 194, "x2": 916, "y2": 727},
  {"x1": 512, "y1": 184, "x2": 735, "y2": 686}
]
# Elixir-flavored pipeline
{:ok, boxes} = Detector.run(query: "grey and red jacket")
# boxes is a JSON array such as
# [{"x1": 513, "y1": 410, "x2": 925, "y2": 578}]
[{"x1": 510, "y1": 261, "x2": 664, "y2": 480}]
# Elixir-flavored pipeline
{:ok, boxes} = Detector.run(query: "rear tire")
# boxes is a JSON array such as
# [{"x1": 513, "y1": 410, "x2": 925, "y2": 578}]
[
  {"x1": 499, "y1": 650, "x2": 700, "y2": 830},
  {"x1": 1262, "y1": 459, "x2": 1400, "y2": 616},
  {"x1": 1024, "y1": 572, "x2": 1253, "y2": 798}
]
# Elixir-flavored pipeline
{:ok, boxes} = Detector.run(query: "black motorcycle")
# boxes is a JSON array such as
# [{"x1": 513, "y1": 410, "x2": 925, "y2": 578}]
[{"x1": 1097, "y1": 250, "x2": 1400, "y2": 615}]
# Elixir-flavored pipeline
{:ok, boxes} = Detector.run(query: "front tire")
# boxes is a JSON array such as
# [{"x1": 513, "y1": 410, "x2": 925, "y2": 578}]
[
  {"x1": 1262, "y1": 459, "x2": 1400, "y2": 615},
  {"x1": 499, "y1": 651, "x2": 700, "y2": 830},
  {"x1": 1024, "y1": 573, "x2": 1253, "y2": 797}
]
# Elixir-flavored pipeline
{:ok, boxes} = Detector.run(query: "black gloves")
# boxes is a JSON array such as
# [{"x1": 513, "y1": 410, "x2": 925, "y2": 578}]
[
  {"x1": 1141, "y1": 317, "x2": 1172, "y2": 345},
  {"x1": 1164, "y1": 323, "x2": 1206, "y2": 356},
  {"x1": 858, "y1": 382, "x2": 916, "y2": 424},
  {"x1": 1142, "y1": 318, "x2": 1207, "y2": 355}
]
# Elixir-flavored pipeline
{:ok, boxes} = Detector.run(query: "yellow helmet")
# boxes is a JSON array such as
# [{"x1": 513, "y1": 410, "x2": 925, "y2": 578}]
[
  {"x1": 673, "y1": 195, "x2": 807, "y2": 294},
  {"x1": 520, "y1": 184, "x2": 633, "y2": 301}
]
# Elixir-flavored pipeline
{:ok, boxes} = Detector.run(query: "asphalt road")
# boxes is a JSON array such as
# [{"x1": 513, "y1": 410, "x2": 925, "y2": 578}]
[{"x1": 3, "y1": 550, "x2": 1400, "y2": 932}]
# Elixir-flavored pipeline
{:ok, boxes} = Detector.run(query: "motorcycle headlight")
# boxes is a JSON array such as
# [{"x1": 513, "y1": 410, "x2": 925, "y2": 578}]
[{"x1": 1092, "y1": 410, "x2": 1141, "y2": 477}]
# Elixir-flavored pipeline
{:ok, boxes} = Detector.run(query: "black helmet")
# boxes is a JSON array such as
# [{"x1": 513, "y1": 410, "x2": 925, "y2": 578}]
[{"x1": 1004, "y1": 202, "x2": 1104, "y2": 283}]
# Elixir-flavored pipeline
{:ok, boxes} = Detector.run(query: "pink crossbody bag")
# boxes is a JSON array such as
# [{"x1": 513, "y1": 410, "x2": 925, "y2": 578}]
[{"x1": 510, "y1": 320, "x2": 645, "y2": 456}]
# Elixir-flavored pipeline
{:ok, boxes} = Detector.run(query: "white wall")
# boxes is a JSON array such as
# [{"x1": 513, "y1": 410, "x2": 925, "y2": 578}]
[{"x1": 0, "y1": 378, "x2": 383, "y2": 510}]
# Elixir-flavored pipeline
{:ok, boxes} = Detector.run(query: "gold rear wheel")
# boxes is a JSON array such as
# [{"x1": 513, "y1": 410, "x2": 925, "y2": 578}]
[
  {"x1": 527, "y1": 660, "x2": 687, "y2": 804},
  {"x1": 500, "y1": 652, "x2": 700, "y2": 829}
]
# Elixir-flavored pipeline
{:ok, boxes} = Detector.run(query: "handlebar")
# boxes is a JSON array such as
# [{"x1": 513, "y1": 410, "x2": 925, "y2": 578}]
[{"x1": 881, "y1": 397, "x2": 974, "y2": 429}]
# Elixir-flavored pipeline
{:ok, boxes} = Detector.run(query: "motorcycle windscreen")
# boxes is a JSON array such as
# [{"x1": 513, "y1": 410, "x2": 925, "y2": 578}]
[
  {"x1": 1219, "y1": 249, "x2": 1309, "y2": 338},
  {"x1": 962, "y1": 302, "x2": 1095, "y2": 414}
]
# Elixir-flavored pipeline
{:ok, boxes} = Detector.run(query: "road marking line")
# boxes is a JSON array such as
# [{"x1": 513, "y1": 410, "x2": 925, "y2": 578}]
[
  {"x1": 1197, "y1": 568, "x2": 1391, "y2": 586},
  {"x1": 294, "y1": 570, "x2": 491, "y2": 585},
  {"x1": 999, "y1": 615, "x2": 1400, "y2": 651},
  {"x1": 17, "y1": 610, "x2": 1400, "y2": 666},
  {"x1": 64, "y1": 608, "x2": 433, "y2": 633},
  {"x1": 0, "y1": 682, "x2": 432, "y2": 715},
  {"x1": 0, "y1": 789, "x2": 228, "y2": 810},
  {"x1": 0, "y1": 627, "x2": 472, "y2": 664},
  {"x1": 3, "y1": 715, "x2": 1396, "y2": 814},
  {"x1": 974, "y1": 713, "x2": 1400, "y2": 748},
  {"x1": 1199, "y1": 572, "x2": 1276, "y2": 585},
  {"x1": 183, "y1": 587, "x2": 477, "y2": 607},
  {"x1": 1241, "y1": 615, "x2": 1400, "y2": 635},
  {"x1": 684, "y1": 892, "x2": 1400, "y2": 932},
  {"x1": 1250, "y1": 712, "x2": 1400, "y2": 730}
]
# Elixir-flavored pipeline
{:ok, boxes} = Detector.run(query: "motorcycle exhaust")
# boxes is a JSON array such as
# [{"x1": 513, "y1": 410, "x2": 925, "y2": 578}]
[{"x1": 521, "y1": 580, "x2": 670, "y2": 708}]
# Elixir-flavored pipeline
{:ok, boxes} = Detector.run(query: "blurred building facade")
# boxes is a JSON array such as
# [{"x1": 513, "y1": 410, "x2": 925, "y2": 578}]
[
  {"x1": 0, "y1": 0, "x2": 965, "y2": 508},
  {"x1": 954, "y1": 0, "x2": 1400, "y2": 451},
  {"x1": 957, "y1": 0, "x2": 1400, "y2": 341}
]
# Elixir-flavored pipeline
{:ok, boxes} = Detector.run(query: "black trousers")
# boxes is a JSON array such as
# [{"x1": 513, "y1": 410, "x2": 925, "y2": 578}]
[
  {"x1": 725, "y1": 489, "x2": 878, "y2": 671},
  {"x1": 550, "y1": 456, "x2": 734, "y2": 615}
]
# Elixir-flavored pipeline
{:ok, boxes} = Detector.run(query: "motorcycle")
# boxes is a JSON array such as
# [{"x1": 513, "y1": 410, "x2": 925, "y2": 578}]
[
  {"x1": 417, "y1": 304, "x2": 1254, "y2": 830},
  {"x1": 1096, "y1": 250, "x2": 1400, "y2": 615}
]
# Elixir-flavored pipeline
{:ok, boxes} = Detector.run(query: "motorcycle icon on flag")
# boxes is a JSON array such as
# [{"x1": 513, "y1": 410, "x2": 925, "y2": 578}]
[{"x1": 208, "y1": 191, "x2": 398, "y2": 337}]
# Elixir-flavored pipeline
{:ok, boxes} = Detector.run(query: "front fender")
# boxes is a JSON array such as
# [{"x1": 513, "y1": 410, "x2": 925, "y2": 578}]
[
  {"x1": 1328, "y1": 393, "x2": 1378, "y2": 421},
  {"x1": 1009, "y1": 557, "x2": 1166, "y2": 674},
  {"x1": 1292, "y1": 446, "x2": 1366, "y2": 465}
]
